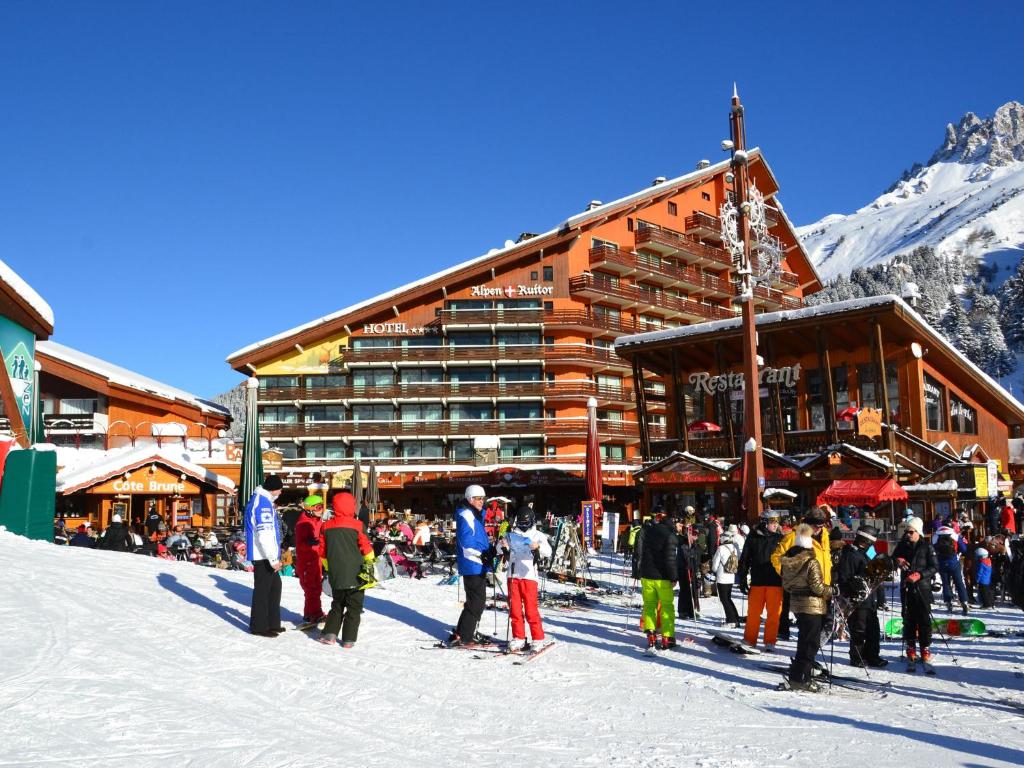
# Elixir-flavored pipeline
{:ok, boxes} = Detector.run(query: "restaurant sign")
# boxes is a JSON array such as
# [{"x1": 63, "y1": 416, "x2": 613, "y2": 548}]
[{"x1": 689, "y1": 364, "x2": 801, "y2": 395}]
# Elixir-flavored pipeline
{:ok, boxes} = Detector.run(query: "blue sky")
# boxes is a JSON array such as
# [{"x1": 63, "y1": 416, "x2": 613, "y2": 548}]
[{"x1": 1, "y1": 1, "x2": 1021, "y2": 397}]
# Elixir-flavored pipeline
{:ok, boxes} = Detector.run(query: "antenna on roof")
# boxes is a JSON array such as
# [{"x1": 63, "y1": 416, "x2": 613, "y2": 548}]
[{"x1": 733, "y1": 82, "x2": 739, "y2": 99}]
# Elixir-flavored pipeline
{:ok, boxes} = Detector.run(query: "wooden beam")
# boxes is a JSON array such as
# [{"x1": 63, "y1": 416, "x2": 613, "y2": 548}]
[
  {"x1": 631, "y1": 359, "x2": 651, "y2": 460},
  {"x1": 714, "y1": 341, "x2": 736, "y2": 455},
  {"x1": 817, "y1": 327, "x2": 839, "y2": 445},
  {"x1": 671, "y1": 349, "x2": 688, "y2": 454},
  {"x1": 767, "y1": 333, "x2": 786, "y2": 454},
  {"x1": 874, "y1": 318, "x2": 896, "y2": 476}
]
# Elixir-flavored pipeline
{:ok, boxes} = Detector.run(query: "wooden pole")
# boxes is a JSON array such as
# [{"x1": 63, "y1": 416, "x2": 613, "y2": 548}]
[
  {"x1": 671, "y1": 349, "x2": 689, "y2": 454},
  {"x1": 874, "y1": 319, "x2": 896, "y2": 476},
  {"x1": 767, "y1": 334, "x2": 786, "y2": 454},
  {"x1": 714, "y1": 341, "x2": 735, "y2": 456},
  {"x1": 631, "y1": 358, "x2": 651, "y2": 461},
  {"x1": 818, "y1": 327, "x2": 839, "y2": 445}
]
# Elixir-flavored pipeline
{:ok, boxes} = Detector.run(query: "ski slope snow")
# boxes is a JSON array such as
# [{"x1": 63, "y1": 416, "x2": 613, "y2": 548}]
[{"x1": 2, "y1": 530, "x2": 1023, "y2": 768}]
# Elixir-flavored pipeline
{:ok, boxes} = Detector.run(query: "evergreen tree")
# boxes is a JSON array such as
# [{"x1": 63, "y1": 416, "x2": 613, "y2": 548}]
[
  {"x1": 941, "y1": 290, "x2": 980, "y2": 363},
  {"x1": 971, "y1": 293, "x2": 1015, "y2": 377},
  {"x1": 998, "y1": 259, "x2": 1024, "y2": 350}
]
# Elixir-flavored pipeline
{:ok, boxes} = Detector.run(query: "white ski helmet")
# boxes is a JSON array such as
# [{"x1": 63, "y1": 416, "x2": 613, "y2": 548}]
[
  {"x1": 976, "y1": 547, "x2": 989, "y2": 558},
  {"x1": 465, "y1": 484, "x2": 486, "y2": 501}
]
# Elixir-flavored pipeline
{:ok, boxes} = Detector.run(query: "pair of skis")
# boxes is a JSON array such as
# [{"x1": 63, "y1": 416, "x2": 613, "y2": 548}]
[{"x1": 421, "y1": 640, "x2": 557, "y2": 664}]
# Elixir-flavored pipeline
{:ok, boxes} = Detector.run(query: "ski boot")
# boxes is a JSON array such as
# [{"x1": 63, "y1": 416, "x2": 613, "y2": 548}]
[
  {"x1": 660, "y1": 635, "x2": 676, "y2": 651},
  {"x1": 906, "y1": 648, "x2": 917, "y2": 673},
  {"x1": 921, "y1": 648, "x2": 935, "y2": 675}
]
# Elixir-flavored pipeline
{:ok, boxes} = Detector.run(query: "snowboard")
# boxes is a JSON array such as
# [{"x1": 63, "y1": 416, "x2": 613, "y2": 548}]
[
  {"x1": 710, "y1": 632, "x2": 762, "y2": 655},
  {"x1": 886, "y1": 616, "x2": 985, "y2": 637}
]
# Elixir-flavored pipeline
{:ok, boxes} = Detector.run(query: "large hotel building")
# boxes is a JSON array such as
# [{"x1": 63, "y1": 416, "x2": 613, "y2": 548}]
[{"x1": 227, "y1": 152, "x2": 822, "y2": 512}]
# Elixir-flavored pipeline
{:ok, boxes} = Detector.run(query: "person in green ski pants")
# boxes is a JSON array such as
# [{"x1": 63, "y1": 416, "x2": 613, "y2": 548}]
[{"x1": 637, "y1": 509, "x2": 679, "y2": 651}]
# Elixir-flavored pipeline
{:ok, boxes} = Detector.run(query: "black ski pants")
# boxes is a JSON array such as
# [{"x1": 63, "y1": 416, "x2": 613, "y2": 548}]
[
  {"x1": 717, "y1": 583, "x2": 740, "y2": 625},
  {"x1": 902, "y1": 592, "x2": 932, "y2": 653},
  {"x1": 847, "y1": 606, "x2": 881, "y2": 664},
  {"x1": 323, "y1": 586, "x2": 366, "y2": 643},
  {"x1": 778, "y1": 591, "x2": 791, "y2": 639},
  {"x1": 456, "y1": 574, "x2": 487, "y2": 640},
  {"x1": 678, "y1": 574, "x2": 700, "y2": 619},
  {"x1": 790, "y1": 612, "x2": 824, "y2": 683},
  {"x1": 250, "y1": 559, "x2": 283, "y2": 634}
]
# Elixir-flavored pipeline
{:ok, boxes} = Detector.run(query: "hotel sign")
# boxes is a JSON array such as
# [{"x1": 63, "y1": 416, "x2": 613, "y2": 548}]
[
  {"x1": 470, "y1": 283, "x2": 554, "y2": 298},
  {"x1": 362, "y1": 322, "x2": 434, "y2": 335},
  {"x1": 689, "y1": 364, "x2": 802, "y2": 395}
]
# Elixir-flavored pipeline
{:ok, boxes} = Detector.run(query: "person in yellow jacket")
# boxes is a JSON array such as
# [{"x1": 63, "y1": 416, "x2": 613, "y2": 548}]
[
  {"x1": 772, "y1": 508, "x2": 832, "y2": 585},
  {"x1": 771, "y1": 507, "x2": 831, "y2": 641}
]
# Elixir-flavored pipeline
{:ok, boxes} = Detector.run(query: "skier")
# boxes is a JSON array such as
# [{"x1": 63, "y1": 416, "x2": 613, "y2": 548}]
[
  {"x1": 932, "y1": 525, "x2": 968, "y2": 614},
  {"x1": 441, "y1": 485, "x2": 494, "y2": 647},
  {"x1": 780, "y1": 524, "x2": 832, "y2": 692},
  {"x1": 893, "y1": 516, "x2": 938, "y2": 671},
  {"x1": 711, "y1": 526, "x2": 742, "y2": 628},
  {"x1": 639, "y1": 509, "x2": 679, "y2": 651},
  {"x1": 676, "y1": 522, "x2": 702, "y2": 621},
  {"x1": 496, "y1": 507, "x2": 553, "y2": 652},
  {"x1": 244, "y1": 474, "x2": 285, "y2": 638},
  {"x1": 318, "y1": 491, "x2": 375, "y2": 648},
  {"x1": 975, "y1": 547, "x2": 994, "y2": 608},
  {"x1": 737, "y1": 510, "x2": 783, "y2": 650},
  {"x1": 834, "y1": 524, "x2": 888, "y2": 668},
  {"x1": 772, "y1": 508, "x2": 832, "y2": 641},
  {"x1": 295, "y1": 495, "x2": 327, "y2": 626}
]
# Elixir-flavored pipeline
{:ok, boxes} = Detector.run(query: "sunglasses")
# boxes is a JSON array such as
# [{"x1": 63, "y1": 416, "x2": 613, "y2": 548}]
[{"x1": 471, "y1": 496, "x2": 486, "y2": 501}]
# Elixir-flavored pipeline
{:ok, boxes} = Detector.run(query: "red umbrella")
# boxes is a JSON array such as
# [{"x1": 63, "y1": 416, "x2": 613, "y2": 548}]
[
  {"x1": 688, "y1": 420, "x2": 722, "y2": 433},
  {"x1": 836, "y1": 407, "x2": 858, "y2": 422},
  {"x1": 584, "y1": 397, "x2": 602, "y2": 501}
]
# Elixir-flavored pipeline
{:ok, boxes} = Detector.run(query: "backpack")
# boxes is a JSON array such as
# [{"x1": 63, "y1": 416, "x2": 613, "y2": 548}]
[
  {"x1": 935, "y1": 535, "x2": 956, "y2": 559},
  {"x1": 723, "y1": 544, "x2": 740, "y2": 574}
]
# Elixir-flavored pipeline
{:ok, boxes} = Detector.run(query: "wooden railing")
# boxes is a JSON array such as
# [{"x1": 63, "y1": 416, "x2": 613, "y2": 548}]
[
  {"x1": 589, "y1": 246, "x2": 733, "y2": 296},
  {"x1": 634, "y1": 222, "x2": 732, "y2": 267},
  {"x1": 261, "y1": 418, "x2": 665, "y2": 440},
  {"x1": 262, "y1": 381, "x2": 637, "y2": 403},
  {"x1": 569, "y1": 274, "x2": 735, "y2": 322}
]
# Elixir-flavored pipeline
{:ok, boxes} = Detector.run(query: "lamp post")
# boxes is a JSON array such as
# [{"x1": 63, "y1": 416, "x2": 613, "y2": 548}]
[{"x1": 720, "y1": 87, "x2": 781, "y2": 523}]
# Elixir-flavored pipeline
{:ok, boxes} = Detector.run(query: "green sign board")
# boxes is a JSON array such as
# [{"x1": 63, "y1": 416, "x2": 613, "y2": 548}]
[{"x1": 0, "y1": 315, "x2": 35, "y2": 428}]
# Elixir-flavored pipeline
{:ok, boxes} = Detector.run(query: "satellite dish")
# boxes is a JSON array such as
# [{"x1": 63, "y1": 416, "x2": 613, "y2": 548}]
[{"x1": 910, "y1": 342, "x2": 924, "y2": 359}]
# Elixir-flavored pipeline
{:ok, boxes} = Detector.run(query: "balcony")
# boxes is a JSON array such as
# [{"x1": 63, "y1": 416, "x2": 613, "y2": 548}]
[
  {"x1": 544, "y1": 309, "x2": 642, "y2": 336},
  {"x1": 342, "y1": 344, "x2": 544, "y2": 365},
  {"x1": 589, "y1": 246, "x2": 734, "y2": 299},
  {"x1": 261, "y1": 417, "x2": 663, "y2": 442},
  {"x1": 634, "y1": 222, "x2": 732, "y2": 268},
  {"x1": 569, "y1": 274, "x2": 735, "y2": 323},
  {"x1": 431, "y1": 308, "x2": 545, "y2": 328},
  {"x1": 772, "y1": 269, "x2": 800, "y2": 290},
  {"x1": 278, "y1": 453, "x2": 646, "y2": 468},
  {"x1": 741, "y1": 284, "x2": 804, "y2": 311},
  {"x1": 544, "y1": 342, "x2": 631, "y2": 370},
  {"x1": 683, "y1": 211, "x2": 723, "y2": 241},
  {"x1": 649, "y1": 430, "x2": 879, "y2": 462}
]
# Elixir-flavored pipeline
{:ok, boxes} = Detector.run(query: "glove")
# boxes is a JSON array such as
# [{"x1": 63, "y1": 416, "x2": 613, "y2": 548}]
[
  {"x1": 907, "y1": 572, "x2": 921, "y2": 583},
  {"x1": 738, "y1": 580, "x2": 749, "y2": 595},
  {"x1": 896, "y1": 557, "x2": 909, "y2": 570},
  {"x1": 359, "y1": 553, "x2": 376, "y2": 584}
]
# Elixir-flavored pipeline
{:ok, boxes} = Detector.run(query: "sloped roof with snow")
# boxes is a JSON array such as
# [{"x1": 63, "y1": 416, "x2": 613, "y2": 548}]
[
  {"x1": 38, "y1": 341, "x2": 229, "y2": 419},
  {"x1": 57, "y1": 445, "x2": 235, "y2": 495},
  {"x1": 0, "y1": 257, "x2": 54, "y2": 335}
]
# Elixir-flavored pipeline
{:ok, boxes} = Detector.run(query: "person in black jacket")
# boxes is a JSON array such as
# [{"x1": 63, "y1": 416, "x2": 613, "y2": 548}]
[
  {"x1": 675, "y1": 521, "x2": 702, "y2": 620},
  {"x1": 737, "y1": 510, "x2": 783, "y2": 650},
  {"x1": 639, "y1": 511, "x2": 679, "y2": 651},
  {"x1": 835, "y1": 524, "x2": 887, "y2": 668},
  {"x1": 893, "y1": 516, "x2": 938, "y2": 666},
  {"x1": 97, "y1": 514, "x2": 134, "y2": 552}
]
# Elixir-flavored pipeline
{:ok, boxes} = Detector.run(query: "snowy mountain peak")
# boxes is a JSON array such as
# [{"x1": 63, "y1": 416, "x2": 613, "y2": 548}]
[
  {"x1": 929, "y1": 101, "x2": 1024, "y2": 168},
  {"x1": 798, "y1": 100, "x2": 1024, "y2": 282}
]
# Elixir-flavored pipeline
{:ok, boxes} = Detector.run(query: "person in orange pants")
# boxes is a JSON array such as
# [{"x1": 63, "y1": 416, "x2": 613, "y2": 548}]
[
  {"x1": 294, "y1": 495, "x2": 327, "y2": 624},
  {"x1": 737, "y1": 510, "x2": 784, "y2": 650}
]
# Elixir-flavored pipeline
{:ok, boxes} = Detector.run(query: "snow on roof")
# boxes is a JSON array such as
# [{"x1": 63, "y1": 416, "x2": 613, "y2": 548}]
[
  {"x1": 838, "y1": 442, "x2": 893, "y2": 469},
  {"x1": 763, "y1": 487, "x2": 797, "y2": 499},
  {"x1": 903, "y1": 480, "x2": 958, "y2": 493},
  {"x1": 38, "y1": 341, "x2": 229, "y2": 418},
  {"x1": 616, "y1": 293, "x2": 1024, "y2": 421},
  {"x1": 0, "y1": 257, "x2": 54, "y2": 330},
  {"x1": 57, "y1": 445, "x2": 235, "y2": 495},
  {"x1": 227, "y1": 150, "x2": 787, "y2": 365}
]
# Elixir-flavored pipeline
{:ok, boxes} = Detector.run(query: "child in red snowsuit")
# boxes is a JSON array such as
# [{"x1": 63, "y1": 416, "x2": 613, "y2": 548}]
[
  {"x1": 295, "y1": 495, "x2": 327, "y2": 623},
  {"x1": 497, "y1": 507, "x2": 553, "y2": 652}
]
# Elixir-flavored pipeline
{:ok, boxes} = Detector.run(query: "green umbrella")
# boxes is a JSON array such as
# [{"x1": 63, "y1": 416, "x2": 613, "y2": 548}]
[
  {"x1": 238, "y1": 377, "x2": 264, "y2": 510},
  {"x1": 29, "y1": 360, "x2": 44, "y2": 445},
  {"x1": 366, "y1": 461, "x2": 379, "y2": 518}
]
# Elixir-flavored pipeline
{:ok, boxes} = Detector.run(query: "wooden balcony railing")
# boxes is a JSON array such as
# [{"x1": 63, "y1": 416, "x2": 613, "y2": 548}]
[
  {"x1": 543, "y1": 309, "x2": 642, "y2": 335},
  {"x1": 278, "y1": 454, "x2": 646, "y2": 468},
  {"x1": 569, "y1": 274, "x2": 735, "y2": 322},
  {"x1": 589, "y1": 246, "x2": 733, "y2": 297},
  {"x1": 261, "y1": 380, "x2": 637, "y2": 404},
  {"x1": 634, "y1": 222, "x2": 732, "y2": 267},
  {"x1": 343, "y1": 344, "x2": 545, "y2": 364},
  {"x1": 431, "y1": 308, "x2": 546, "y2": 326}
]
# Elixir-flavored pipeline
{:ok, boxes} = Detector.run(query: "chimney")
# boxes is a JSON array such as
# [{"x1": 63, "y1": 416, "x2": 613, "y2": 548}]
[
  {"x1": 652, "y1": 176, "x2": 667, "y2": 186},
  {"x1": 586, "y1": 200, "x2": 603, "y2": 211},
  {"x1": 696, "y1": 159, "x2": 711, "y2": 170}
]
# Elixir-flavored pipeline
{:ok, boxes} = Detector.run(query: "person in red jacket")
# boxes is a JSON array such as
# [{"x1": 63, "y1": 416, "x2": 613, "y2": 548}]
[
  {"x1": 318, "y1": 492, "x2": 375, "y2": 648},
  {"x1": 999, "y1": 502, "x2": 1017, "y2": 535},
  {"x1": 295, "y1": 495, "x2": 327, "y2": 625}
]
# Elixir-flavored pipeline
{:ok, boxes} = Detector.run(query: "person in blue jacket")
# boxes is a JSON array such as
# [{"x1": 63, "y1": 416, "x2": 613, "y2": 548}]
[
  {"x1": 442, "y1": 484, "x2": 494, "y2": 647},
  {"x1": 244, "y1": 474, "x2": 285, "y2": 637}
]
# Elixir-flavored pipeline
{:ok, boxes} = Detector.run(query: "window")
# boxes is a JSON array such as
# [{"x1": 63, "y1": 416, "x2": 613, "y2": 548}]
[
  {"x1": 401, "y1": 336, "x2": 436, "y2": 347},
  {"x1": 401, "y1": 440, "x2": 444, "y2": 458},
  {"x1": 544, "y1": 336, "x2": 555, "y2": 345},
  {"x1": 530, "y1": 271, "x2": 538, "y2": 280},
  {"x1": 832, "y1": 365, "x2": 850, "y2": 430},
  {"x1": 597, "y1": 409, "x2": 623, "y2": 422},
  {"x1": 545, "y1": 408, "x2": 556, "y2": 419},
  {"x1": 667, "y1": 201, "x2": 678, "y2": 216},
  {"x1": 59, "y1": 398, "x2": 98, "y2": 415},
  {"x1": 543, "y1": 265, "x2": 554, "y2": 281},
  {"x1": 400, "y1": 367, "x2": 443, "y2": 384},
  {"x1": 701, "y1": 191, "x2": 711, "y2": 201},
  {"x1": 259, "y1": 376, "x2": 298, "y2": 389},
  {"x1": 806, "y1": 370, "x2": 825, "y2": 431},
  {"x1": 449, "y1": 367, "x2": 491, "y2": 383},
  {"x1": 627, "y1": 217, "x2": 634, "y2": 232},
  {"x1": 949, "y1": 394, "x2": 977, "y2": 434},
  {"x1": 400, "y1": 403, "x2": 443, "y2": 422},
  {"x1": 260, "y1": 406, "x2": 299, "y2": 424},
  {"x1": 543, "y1": 301, "x2": 553, "y2": 312},
  {"x1": 351, "y1": 337, "x2": 396, "y2": 349},
  {"x1": 351, "y1": 404, "x2": 393, "y2": 421},
  {"x1": 497, "y1": 365, "x2": 542, "y2": 382},
  {"x1": 271, "y1": 442, "x2": 298, "y2": 459},
  {"x1": 593, "y1": 305, "x2": 620, "y2": 322},
  {"x1": 352, "y1": 440, "x2": 395, "y2": 459},
  {"x1": 497, "y1": 402, "x2": 542, "y2": 421},
  {"x1": 305, "y1": 374, "x2": 347, "y2": 388},
  {"x1": 449, "y1": 440, "x2": 474, "y2": 461},
  {"x1": 500, "y1": 438, "x2": 543, "y2": 459},
  {"x1": 597, "y1": 374, "x2": 622, "y2": 392},
  {"x1": 352, "y1": 368, "x2": 395, "y2": 387},
  {"x1": 924, "y1": 374, "x2": 945, "y2": 431},
  {"x1": 450, "y1": 402, "x2": 492, "y2": 421},
  {"x1": 593, "y1": 338, "x2": 613, "y2": 350},
  {"x1": 496, "y1": 330, "x2": 541, "y2": 346},
  {"x1": 546, "y1": 445, "x2": 557, "y2": 456},
  {"x1": 447, "y1": 299, "x2": 493, "y2": 310},
  {"x1": 305, "y1": 405, "x2": 345, "y2": 423},
  {"x1": 448, "y1": 331, "x2": 491, "y2": 347},
  {"x1": 592, "y1": 237, "x2": 617, "y2": 250},
  {"x1": 600, "y1": 444, "x2": 625, "y2": 461},
  {"x1": 305, "y1": 441, "x2": 346, "y2": 459},
  {"x1": 856, "y1": 363, "x2": 900, "y2": 421}
]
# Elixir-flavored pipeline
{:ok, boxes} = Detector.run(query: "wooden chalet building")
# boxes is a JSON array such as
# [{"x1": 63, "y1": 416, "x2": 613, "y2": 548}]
[
  {"x1": 226, "y1": 151, "x2": 822, "y2": 512},
  {"x1": 614, "y1": 294, "x2": 1024, "y2": 529}
]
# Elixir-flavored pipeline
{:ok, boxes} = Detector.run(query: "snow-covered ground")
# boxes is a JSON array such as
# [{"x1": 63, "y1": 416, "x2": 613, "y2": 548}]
[{"x1": 3, "y1": 530, "x2": 1023, "y2": 768}]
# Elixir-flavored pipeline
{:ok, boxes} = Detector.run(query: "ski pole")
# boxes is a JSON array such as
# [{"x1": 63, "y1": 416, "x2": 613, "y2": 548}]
[{"x1": 505, "y1": 559, "x2": 515, "y2": 647}]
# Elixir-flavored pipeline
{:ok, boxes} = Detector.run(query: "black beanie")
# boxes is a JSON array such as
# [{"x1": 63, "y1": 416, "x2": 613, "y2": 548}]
[{"x1": 263, "y1": 475, "x2": 283, "y2": 492}]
